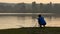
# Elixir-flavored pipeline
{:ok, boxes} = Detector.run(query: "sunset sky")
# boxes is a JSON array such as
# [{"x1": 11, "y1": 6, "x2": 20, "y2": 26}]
[{"x1": 0, "y1": 0, "x2": 60, "y2": 3}]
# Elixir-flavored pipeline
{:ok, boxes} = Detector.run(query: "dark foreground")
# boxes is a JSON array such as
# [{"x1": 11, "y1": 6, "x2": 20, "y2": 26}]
[{"x1": 0, "y1": 27, "x2": 60, "y2": 34}]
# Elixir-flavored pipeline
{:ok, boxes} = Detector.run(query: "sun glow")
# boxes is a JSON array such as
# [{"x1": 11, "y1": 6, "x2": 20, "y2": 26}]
[{"x1": 0, "y1": 0, "x2": 60, "y2": 3}]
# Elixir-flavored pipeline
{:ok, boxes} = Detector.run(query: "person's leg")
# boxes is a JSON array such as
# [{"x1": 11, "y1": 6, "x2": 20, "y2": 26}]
[
  {"x1": 40, "y1": 25, "x2": 42, "y2": 27},
  {"x1": 38, "y1": 23, "x2": 42, "y2": 27},
  {"x1": 43, "y1": 25, "x2": 45, "y2": 27}
]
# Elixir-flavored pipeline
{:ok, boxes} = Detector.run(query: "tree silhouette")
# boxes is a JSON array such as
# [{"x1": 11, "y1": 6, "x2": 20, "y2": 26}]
[
  {"x1": 32, "y1": 1, "x2": 37, "y2": 13},
  {"x1": 39, "y1": 3, "x2": 44, "y2": 13}
]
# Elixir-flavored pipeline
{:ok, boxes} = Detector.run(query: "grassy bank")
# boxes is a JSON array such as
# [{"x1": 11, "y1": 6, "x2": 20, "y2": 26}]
[{"x1": 0, "y1": 27, "x2": 60, "y2": 34}]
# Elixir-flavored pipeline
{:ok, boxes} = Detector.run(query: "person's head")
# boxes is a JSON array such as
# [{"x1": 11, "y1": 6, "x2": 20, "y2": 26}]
[{"x1": 38, "y1": 14, "x2": 41, "y2": 17}]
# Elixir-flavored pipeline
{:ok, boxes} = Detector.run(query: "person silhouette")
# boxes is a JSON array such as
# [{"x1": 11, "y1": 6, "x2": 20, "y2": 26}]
[{"x1": 37, "y1": 15, "x2": 46, "y2": 27}]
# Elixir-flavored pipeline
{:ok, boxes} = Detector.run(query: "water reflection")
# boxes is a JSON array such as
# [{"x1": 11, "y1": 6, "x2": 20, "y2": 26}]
[{"x1": 0, "y1": 15, "x2": 60, "y2": 29}]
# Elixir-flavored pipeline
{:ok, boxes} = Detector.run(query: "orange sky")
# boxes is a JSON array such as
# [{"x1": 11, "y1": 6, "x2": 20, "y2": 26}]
[{"x1": 0, "y1": 0, "x2": 60, "y2": 3}]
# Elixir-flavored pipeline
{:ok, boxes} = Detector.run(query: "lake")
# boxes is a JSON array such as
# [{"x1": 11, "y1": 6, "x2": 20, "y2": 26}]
[{"x1": 0, "y1": 15, "x2": 60, "y2": 29}]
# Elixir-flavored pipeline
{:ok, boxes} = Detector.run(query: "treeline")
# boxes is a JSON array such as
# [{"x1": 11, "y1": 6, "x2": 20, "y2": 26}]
[{"x1": 0, "y1": 2, "x2": 60, "y2": 13}]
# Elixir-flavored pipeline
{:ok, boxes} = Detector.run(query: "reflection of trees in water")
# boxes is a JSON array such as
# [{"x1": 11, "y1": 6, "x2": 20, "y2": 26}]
[
  {"x1": 16, "y1": 15, "x2": 60, "y2": 27},
  {"x1": 17, "y1": 16, "x2": 25, "y2": 23},
  {"x1": 32, "y1": 15, "x2": 38, "y2": 27},
  {"x1": 45, "y1": 16, "x2": 59, "y2": 21}
]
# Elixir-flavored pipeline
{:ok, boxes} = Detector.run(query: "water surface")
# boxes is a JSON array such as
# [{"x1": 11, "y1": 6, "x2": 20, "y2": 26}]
[{"x1": 0, "y1": 15, "x2": 60, "y2": 29}]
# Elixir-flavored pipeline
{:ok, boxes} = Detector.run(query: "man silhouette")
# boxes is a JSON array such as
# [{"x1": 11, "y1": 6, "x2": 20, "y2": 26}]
[{"x1": 38, "y1": 15, "x2": 46, "y2": 27}]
